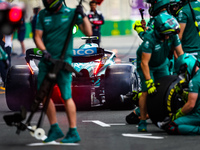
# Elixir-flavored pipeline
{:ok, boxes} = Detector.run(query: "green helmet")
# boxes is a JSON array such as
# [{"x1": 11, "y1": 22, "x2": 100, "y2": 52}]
[
  {"x1": 42, "y1": 0, "x2": 63, "y2": 12},
  {"x1": 154, "y1": 12, "x2": 180, "y2": 39},
  {"x1": 175, "y1": 53, "x2": 198, "y2": 79},
  {"x1": 144, "y1": 0, "x2": 170, "y2": 16},
  {"x1": 169, "y1": 0, "x2": 181, "y2": 16}
]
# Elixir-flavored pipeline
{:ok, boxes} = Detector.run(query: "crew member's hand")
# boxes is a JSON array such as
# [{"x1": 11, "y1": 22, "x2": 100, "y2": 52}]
[
  {"x1": 145, "y1": 79, "x2": 157, "y2": 95},
  {"x1": 42, "y1": 50, "x2": 51, "y2": 61},
  {"x1": 171, "y1": 108, "x2": 185, "y2": 121},
  {"x1": 76, "y1": 5, "x2": 86, "y2": 18},
  {"x1": 133, "y1": 20, "x2": 144, "y2": 34},
  {"x1": 141, "y1": 19, "x2": 146, "y2": 29}
]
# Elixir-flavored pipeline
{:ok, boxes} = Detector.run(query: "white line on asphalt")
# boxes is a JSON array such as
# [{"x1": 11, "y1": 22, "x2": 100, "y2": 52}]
[
  {"x1": 109, "y1": 123, "x2": 126, "y2": 126},
  {"x1": 122, "y1": 133, "x2": 164, "y2": 139},
  {"x1": 27, "y1": 141, "x2": 79, "y2": 146},
  {"x1": 82, "y1": 120, "x2": 111, "y2": 127}
]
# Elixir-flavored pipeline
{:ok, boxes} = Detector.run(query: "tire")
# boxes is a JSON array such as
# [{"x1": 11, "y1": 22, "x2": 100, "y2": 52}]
[
  {"x1": 6, "y1": 65, "x2": 36, "y2": 111},
  {"x1": 146, "y1": 75, "x2": 183, "y2": 126},
  {"x1": 104, "y1": 64, "x2": 139, "y2": 110}
]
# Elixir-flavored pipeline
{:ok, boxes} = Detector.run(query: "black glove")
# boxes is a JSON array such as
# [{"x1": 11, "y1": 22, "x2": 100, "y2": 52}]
[
  {"x1": 42, "y1": 50, "x2": 51, "y2": 61},
  {"x1": 76, "y1": 5, "x2": 86, "y2": 18}
]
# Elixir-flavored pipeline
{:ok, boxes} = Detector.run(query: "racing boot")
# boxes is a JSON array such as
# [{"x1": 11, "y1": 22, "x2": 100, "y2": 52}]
[
  {"x1": 138, "y1": 120, "x2": 147, "y2": 132},
  {"x1": 43, "y1": 123, "x2": 64, "y2": 143},
  {"x1": 126, "y1": 107, "x2": 140, "y2": 124},
  {"x1": 61, "y1": 128, "x2": 81, "y2": 143}
]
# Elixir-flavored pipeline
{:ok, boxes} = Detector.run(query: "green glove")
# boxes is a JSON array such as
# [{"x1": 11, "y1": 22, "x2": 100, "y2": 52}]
[
  {"x1": 145, "y1": 79, "x2": 157, "y2": 95},
  {"x1": 172, "y1": 108, "x2": 185, "y2": 121},
  {"x1": 133, "y1": 20, "x2": 144, "y2": 34}
]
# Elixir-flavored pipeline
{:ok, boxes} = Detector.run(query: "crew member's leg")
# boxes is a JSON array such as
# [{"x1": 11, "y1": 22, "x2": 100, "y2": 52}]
[
  {"x1": 138, "y1": 91, "x2": 148, "y2": 132},
  {"x1": 137, "y1": 68, "x2": 153, "y2": 132},
  {"x1": 37, "y1": 61, "x2": 64, "y2": 143},
  {"x1": 58, "y1": 70, "x2": 80, "y2": 143},
  {"x1": 18, "y1": 29, "x2": 26, "y2": 57},
  {"x1": 64, "y1": 98, "x2": 77, "y2": 128},
  {"x1": 44, "y1": 99, "x2": 64, "y2": 142},
  {"x1": 166, "y1": 114, "x2": 200, "y2": 135}
]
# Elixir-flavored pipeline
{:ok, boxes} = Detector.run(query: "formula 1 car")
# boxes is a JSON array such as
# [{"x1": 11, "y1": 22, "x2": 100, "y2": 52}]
[{"x1": 5, "y1": 37, "x2": 140, "y2": 111}]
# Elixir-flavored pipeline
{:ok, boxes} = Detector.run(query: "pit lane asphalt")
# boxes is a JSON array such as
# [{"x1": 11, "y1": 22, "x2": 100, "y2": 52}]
[{"x1": 1, "y1": 36, "x2": 200, "y2": 150}]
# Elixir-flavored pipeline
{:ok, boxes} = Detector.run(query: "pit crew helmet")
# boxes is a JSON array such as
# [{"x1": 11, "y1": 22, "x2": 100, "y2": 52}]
[
  {"x1": 169, "y1": 0, "x2": 181, "y2": 16},
  {"x1": 42, "y1": 0, "x2": 63, "y2": 12},
  {"x1": 144, "y1": 0, "x2": 170, "y2": 16},
  {"x1": 154, "y1": 12, "x2": 180, "y2": 39},
  {"x1": 175, "y1": 53, "x2": 198, "y2": 80}
]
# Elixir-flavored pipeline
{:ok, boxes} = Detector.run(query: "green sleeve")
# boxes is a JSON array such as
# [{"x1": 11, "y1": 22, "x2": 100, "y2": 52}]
[
  {"x1": 172, "y1": 34, "x2": 181, "y2": 47},
  {"x1": 75, "y1": 9, "x2": 83, "y2": 25},
  {"x1": 36, "y1": 10, "x2": 44, "y2": 31},
  {"x1": 141, "y1": 38, "x2": 154, "y2": 54},
  {"x1": 189, "y1": 79, "x2": 199, "y2": 93},
  {"x1": 176, "y1": 9, "x2": 187, "y2": 24}
]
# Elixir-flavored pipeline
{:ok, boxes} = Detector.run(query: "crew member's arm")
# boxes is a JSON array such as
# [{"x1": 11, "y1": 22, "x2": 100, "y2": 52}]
[
  {"x1": 172, "y1": 77, "x2": 199, "y2": 121},
  {"x1": 79, "y1": 16, "x2": 92, "y2": 36},
  {"x1": 173, "y1": 34, "x2": 184, "y2": 59},
  {"x1": 181, "y1": 92, "x2": 198, "y2": 114},
  {"x1": 174, "y1": 44, "x2": 184, "y2": 57},
  {"x1": 141, "y1": 52, "x2": 151, "y2": 80},
  {"x1": 178, "y1": 23, "x2": 186, "y2": 40},
  {"x1": 35, "y1": 30, "x2": 46, "y2": 51}
]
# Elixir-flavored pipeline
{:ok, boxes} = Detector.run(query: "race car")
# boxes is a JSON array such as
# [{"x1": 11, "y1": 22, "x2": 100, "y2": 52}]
[{"x1": 5, "y1": 38, "x2": 140, "y2": 111}]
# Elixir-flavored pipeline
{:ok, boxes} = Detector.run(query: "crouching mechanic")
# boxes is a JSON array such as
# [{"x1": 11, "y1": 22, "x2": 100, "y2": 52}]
[
  {"x1": 136, "y1": 12, "x2": 184, "y2": 132},
  {"x1": 165, "y1": 54, "x2": 200, "y2": 135},
  {"x1": 35, "y1": 0, "x2": 92, "y2": 143}
]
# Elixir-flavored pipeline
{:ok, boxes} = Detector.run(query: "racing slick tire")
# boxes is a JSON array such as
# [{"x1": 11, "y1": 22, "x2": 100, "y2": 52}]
[
  {"x1": 146, "y1": 75, "x2": 184, "y2": 127},
  {"x1": 104, "y1": 64, "x2": 139, "y2": 110},
  {"x1": 6, "y1": 65, "x2": 36, "y2": 111}
]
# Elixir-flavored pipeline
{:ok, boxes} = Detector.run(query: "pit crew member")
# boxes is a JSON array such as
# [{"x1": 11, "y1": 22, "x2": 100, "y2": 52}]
[
  {"x1": 175, "y1": 0, "x2": 200, "y2": 61},
  {"x1": 35, "y1": 0, "x2": 92, "y2": 143},
  {"x1": 136, "y1": 13, "x2": 184, "y2": 132},
  {"x1": 165, "y1": 53, "x2": 200, "y2": 135}
]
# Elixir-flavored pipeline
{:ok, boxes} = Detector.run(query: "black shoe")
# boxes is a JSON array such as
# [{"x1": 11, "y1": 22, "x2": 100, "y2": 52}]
[{"x1": 126, "y1": 112, "x2": 140, "y2": 124}]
